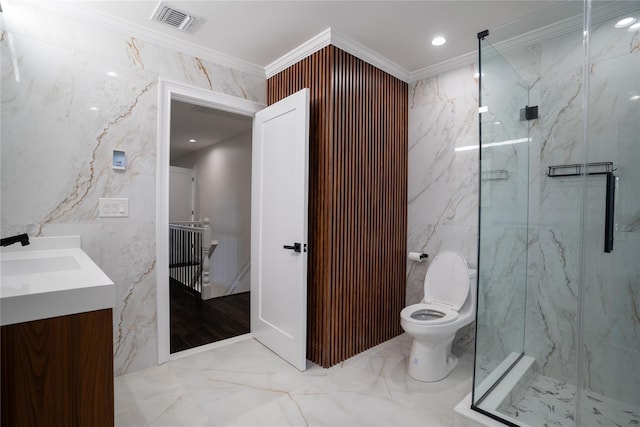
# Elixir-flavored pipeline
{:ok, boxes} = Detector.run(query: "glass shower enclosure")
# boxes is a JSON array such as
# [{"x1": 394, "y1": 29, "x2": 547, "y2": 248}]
[{"x1": 473, "y1": 1, "x2": 640, "y2": 426}]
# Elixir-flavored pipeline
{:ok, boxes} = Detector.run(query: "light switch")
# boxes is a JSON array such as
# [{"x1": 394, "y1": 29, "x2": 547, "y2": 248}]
[{"x1": 99, "y1": 198, "x2": 128, "y2": 217}]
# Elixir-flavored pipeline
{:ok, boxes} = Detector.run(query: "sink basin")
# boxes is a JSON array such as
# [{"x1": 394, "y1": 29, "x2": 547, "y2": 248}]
[
  {"x1": 1, "y1": 256, "x2": 81, "y2": 276},
  {"x1": 1, "y1": 236, "x2": 114, "y2": 326}
]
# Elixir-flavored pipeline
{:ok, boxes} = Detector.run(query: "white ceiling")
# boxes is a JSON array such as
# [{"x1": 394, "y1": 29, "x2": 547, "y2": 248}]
[
  {"x1": 170, "y1": 100, "x2": 252, "y2": 161},
  {"x1": 71, "y1": 1, "x2": 570, "y2": 74}
]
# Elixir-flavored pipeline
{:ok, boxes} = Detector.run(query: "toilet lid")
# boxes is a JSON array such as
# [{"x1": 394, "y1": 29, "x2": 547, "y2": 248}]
[{"x1": 424, "y1": 251, "x2": 469, "y2": 311}]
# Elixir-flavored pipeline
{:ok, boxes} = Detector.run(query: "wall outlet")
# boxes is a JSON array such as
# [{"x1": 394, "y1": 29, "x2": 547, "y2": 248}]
[{"x1": 99, "y1": 198, "x2": 128, "y2": 218}]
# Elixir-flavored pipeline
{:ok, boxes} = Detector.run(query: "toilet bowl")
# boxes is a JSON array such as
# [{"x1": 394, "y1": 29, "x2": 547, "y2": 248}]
[{"x1": 401, "y1": 250, "x2": 477, "y2": 382}]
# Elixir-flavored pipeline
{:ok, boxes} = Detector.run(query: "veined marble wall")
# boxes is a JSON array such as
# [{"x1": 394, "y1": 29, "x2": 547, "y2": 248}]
[
  {"x1": 581, "y1": 15, "x2": 640, "y2": 405},
  {"x1": 0, "y1": 2, "x2": 265, "y2": 375},
  {"x1": 511, "y1": 11, "x2": 639, "y2": 405},
  {"x1": 407, "y1": 66, "x2": 479, "y2": 355}
]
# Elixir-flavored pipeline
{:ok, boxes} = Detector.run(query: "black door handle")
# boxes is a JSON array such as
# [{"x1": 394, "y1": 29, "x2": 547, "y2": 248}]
[
  {"x1": 604, "y1": 173, "x2": 616, "y2": 253},
  {"x1": 283, "y1": 242, "x2": 304, "y2": 253}
]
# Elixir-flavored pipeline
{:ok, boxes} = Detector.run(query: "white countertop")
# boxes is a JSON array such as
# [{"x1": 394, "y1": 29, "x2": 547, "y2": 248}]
[{"x1": 1, "y1": 236, "x2": 114, "y2": 326}]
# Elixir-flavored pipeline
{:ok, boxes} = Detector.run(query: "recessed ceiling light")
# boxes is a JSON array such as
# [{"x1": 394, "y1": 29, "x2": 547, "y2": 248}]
[
  {"x1": 431, "y1": 36, "x2": 446, "y2": 46},
  {"x1": 188, "y1": 139, "x2": 197, "y2": 143},
  {"x1": 615, "y1": 17, "x2": 636, "y2": 28},
  {"x1": 630, "y1": 95, "x2": 640, "y2": 101},
  {"x1": 106, "y1": 71, "x2": 118, "y2": 78},
  {"x1": 629, "y1": 22, "x2": 640, "y2": 31},
  {"x1": 89, "y1": 106, "x2": 99, "y2": 111}
]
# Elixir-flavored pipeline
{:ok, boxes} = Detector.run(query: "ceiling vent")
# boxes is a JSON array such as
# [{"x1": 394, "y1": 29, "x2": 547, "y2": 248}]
[{"x1": 151, "y1": 2, "x2": 195, "y2": 32}]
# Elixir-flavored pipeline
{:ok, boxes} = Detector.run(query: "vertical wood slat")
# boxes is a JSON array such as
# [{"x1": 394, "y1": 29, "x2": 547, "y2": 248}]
[{"x1": 268, "y1": 46, "x2": 407, "y2": 368}]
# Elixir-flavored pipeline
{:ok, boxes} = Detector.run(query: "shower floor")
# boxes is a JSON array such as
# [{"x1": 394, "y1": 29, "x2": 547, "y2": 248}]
[{"x1": 497, "y1": 373, "x2": 640, "y2": 427}]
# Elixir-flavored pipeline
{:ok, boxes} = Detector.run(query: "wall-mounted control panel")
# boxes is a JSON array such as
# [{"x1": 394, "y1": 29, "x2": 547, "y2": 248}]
[
  {"x1": 99, "y1": 198, "x2": 129, "y2": 218},
  {"x1": 113, "y1": 150, "x2": 126, "y2": 170}
]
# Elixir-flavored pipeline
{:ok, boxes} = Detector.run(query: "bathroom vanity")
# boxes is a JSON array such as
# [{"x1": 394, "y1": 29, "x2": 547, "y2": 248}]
[{"x1": 0, "y1": 236, "x2": 115, "y2": 427}]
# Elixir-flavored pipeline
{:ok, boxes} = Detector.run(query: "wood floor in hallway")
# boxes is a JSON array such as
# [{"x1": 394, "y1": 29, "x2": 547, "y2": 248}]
[{"x1": 169, "y1": 278, "x2": 250, "y2": 354}]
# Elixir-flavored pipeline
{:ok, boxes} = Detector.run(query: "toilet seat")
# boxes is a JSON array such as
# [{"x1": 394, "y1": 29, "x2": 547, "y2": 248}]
[
  {"x1": 400, "y1": 251, "x2": 469, "y2": 327},
  {"x1": 401, "y1": 303, "x2": 459, "y2": 325},
  {"x1": 423, "y1": 251, "x2": 469, "y2": 311}
]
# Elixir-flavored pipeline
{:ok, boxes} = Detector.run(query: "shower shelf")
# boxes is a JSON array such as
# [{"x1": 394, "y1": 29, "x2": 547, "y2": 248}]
[
  {"x1": 546, "y1": 161, "x2": 616, "y2": 254},
  {"x1": 482, "y1": 169, "x2": 510, "y2": 181},
  {"x1": 547, "y1": 162, "x2": 615, "y2": 177}
]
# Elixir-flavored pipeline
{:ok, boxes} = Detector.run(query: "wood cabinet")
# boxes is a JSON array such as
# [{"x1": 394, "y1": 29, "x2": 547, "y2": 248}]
[{"x1": 1, "y1": 308, "x2": 114, "y2": 427}]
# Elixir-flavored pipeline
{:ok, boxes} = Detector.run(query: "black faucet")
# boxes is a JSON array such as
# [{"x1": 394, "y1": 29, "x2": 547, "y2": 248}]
[{"x1": 1, "y1": 233, "x2": 30, "y2": 247}]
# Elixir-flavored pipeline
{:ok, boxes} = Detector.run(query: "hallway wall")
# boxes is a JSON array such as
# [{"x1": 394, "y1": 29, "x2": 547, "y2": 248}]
[{"x1": 173, "y1": 132, "x2": 253, "y2": 296}]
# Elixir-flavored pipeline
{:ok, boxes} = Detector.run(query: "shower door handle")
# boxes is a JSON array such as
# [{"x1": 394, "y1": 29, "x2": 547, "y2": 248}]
[{"x1": 604, "y1": 173, "x2": 615, "y2": 253}]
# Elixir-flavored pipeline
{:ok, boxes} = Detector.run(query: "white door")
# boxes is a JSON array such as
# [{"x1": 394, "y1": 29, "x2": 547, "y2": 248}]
[
  {"x1": 169, "y1": 166, "x2": 195, "y2": 222},
  {"x1": 251, "y1": 88, "x2": 309, "y2": 371}
]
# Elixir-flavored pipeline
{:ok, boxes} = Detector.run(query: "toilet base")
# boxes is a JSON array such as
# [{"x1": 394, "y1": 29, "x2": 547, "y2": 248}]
[{"x1": 407, "y1": 337, "x2": 458, "y2": 382}]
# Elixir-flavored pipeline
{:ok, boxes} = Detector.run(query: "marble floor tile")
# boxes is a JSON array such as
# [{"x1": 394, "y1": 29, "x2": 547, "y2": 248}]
[{"x1": 115, "y1": 334, "x2": 473, "y2": 426}]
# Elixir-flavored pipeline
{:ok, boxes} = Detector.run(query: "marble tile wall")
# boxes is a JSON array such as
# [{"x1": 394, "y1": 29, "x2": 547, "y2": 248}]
[
  {"x1": 578, "y1": 11, "x2": 640, "y2": 406},
  {"x1": 474, "y1": 45, "x2": 531, "y2": 377},
  {"x1": 0, "y1": 2, "x2": 265, "y2": 375},
  {"x1": 516, "y1": 25, "x2": 587, "y2": 390},
  {"x1": 517, "y1": 12, "x2": 639, "y2": 406},
  {"x1": 407, "y1": 65, "x2": 480, "y2": 355}
]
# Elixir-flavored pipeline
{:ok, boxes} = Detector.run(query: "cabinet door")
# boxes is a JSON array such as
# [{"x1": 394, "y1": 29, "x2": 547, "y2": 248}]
[
  {"x1": 1, "y1": 309, "x2": 114, "y2": 427},
  {"x1": 1, "y1": 316, "x2": 74, "y2": 427},
  {"x1": 72, "y1": 309, "x2": 114, "y2": 426}
]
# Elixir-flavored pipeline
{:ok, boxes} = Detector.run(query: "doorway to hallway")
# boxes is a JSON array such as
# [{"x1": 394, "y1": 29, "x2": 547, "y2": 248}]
[{"x1": 168, "y1": 99, "x2": 253, "y2": 354}]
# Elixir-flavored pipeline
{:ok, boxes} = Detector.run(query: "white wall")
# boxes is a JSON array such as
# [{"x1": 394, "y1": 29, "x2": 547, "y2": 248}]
[
  {"x1": 0, "y1": 2, "x2": 265, "y2": 375},
  {"x1": 175, "y1": 133, "x2": 252, "y2": 296},
  {"x1": 169, "y1": 166, "x2": 194, "y2": 222}
]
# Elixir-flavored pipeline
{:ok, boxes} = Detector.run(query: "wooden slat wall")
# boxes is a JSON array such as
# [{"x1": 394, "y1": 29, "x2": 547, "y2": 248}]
[{"x1": 268, "y1": 45, "x2": 407, "y2": 367}]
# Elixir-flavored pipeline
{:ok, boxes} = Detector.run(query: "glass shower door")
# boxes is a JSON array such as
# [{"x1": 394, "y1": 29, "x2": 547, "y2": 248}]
[
  {"x1": 579, "y1": 3, "x2": 640, "y2": 425},
  {"x1": 473, "y1": 37, "x2": 531, "y2": 417}
]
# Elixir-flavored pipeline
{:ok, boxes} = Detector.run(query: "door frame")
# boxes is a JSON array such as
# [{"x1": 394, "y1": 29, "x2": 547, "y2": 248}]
[{"x1": 156, "y1": 78, "x2": 264, "y2": 364}]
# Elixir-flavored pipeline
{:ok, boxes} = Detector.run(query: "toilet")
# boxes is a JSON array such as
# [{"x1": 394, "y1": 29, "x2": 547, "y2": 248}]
[{"x1": 400, "y1": 250, "x2": 477, "y2": 382}]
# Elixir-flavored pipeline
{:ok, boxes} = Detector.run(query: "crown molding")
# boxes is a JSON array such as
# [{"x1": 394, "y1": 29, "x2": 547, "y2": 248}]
[
  {"x1": 265, "y1": 28, "x2": 332, "y2": 79},
  {"x1": 409, "y1": 51, "x2": 477, "y2": 83},
  {"x1": 38, "y1": 2, "x2": 265, "y2": 78},
  {"x1": 266, "y1": 28, "x2": 411, "y2": 82},
  {"x1": 330, "y1": 29, "x2": 410, "y2": 82}
]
